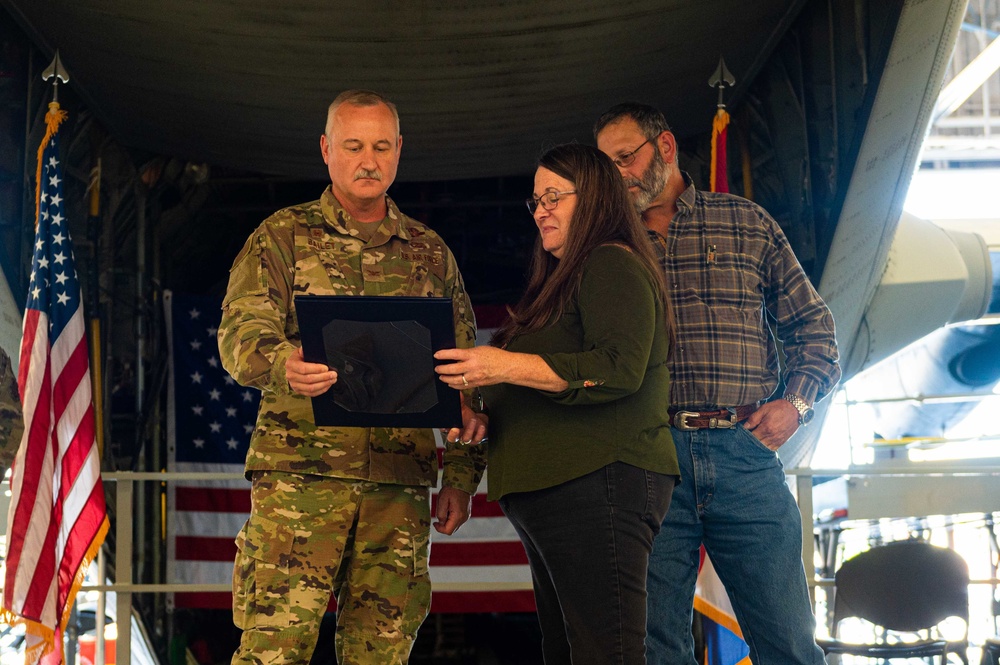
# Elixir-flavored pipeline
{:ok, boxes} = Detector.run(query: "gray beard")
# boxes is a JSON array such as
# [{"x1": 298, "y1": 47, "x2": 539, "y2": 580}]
[{"x1": 624, "y1": 150, "x2": 670, "y2": 213}]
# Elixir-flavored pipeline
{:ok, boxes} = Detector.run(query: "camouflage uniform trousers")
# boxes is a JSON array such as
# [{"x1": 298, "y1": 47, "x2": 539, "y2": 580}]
[
  {"x1": 0, "y1": 347, "x2": 24, "y2": 478},
  {"x1": 231, "y1": 471, "x2": 432, "y2": 664}
]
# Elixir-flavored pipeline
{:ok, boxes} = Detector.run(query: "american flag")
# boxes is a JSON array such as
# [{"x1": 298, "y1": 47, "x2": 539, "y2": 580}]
[
  {"x1": 2, "y1": 105, "x2": 109, "y2": 663},
  {"x1": 166, "y1": 293, "x2": 533, "y2": 612},
  {"x1": 165, "y1": 291, "x2": 260, "y2": 609}
]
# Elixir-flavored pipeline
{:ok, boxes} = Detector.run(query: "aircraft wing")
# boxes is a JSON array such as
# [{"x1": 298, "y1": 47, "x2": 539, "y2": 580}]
[{"x1": 783, "y1": 0, "x2": 972, "y2": 468}]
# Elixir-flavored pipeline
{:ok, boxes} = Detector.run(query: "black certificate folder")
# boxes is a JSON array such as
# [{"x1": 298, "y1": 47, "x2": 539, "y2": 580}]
[{"x1": 294, "y1": 295, "x2": 462, "y2": 429}]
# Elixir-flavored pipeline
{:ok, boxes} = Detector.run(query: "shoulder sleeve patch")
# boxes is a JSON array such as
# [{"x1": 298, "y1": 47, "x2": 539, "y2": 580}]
[{"x1": 223, "y1": 232, "x2": 269, "y2": 307}]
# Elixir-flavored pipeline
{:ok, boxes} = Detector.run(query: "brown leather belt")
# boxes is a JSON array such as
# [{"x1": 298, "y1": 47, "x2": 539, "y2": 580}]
[{"x1": 667, "y1": 404, "x2": 758, "y2": 431}]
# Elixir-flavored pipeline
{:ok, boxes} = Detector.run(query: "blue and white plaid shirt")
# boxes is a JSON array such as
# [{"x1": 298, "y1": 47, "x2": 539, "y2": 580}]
[{"x1": 649, "y1": 176, "x2": 841, "y2": 408}]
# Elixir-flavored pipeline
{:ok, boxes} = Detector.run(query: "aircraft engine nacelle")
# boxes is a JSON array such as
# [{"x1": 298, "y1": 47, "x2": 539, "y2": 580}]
[{"x1": 848, "y1": 211, "x2": 993, "y2": 375}]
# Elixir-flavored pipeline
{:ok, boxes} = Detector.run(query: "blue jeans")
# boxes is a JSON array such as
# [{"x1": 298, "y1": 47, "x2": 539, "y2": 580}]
[
  {"x1": 645, "y1": 425, "x2": 826, "y2": 665},
  {"x1": 501, "y1": 462, "x2": 676, "y2": 665}
]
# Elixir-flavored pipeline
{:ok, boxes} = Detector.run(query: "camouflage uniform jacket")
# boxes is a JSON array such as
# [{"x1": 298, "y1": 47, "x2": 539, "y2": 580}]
[
  {"x1": 0, "y1": 347, "x2": 24, "y2": 470},
  {"x1": 219, "y1": 187, "x2": 485, "y2": 493}
]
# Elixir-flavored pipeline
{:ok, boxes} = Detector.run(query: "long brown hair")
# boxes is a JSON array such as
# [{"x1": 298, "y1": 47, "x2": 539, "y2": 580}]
[{"x1": 492, "y1": 143, "x2": 673, "y2": 348}]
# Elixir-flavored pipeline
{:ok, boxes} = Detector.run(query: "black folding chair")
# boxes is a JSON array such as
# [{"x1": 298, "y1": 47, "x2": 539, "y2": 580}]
[
  {"x1": 817, "y1": 539, "x2": 969, "y2": 664},
  {"x1": 981, "y1": 637, "x2": 1000, "y2": 665}
]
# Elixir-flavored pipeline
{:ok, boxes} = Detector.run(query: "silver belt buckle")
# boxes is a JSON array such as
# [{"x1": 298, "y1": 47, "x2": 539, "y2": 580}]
[
  {"x1": 673, "y1": 410, "x2": 701, "y2": 430},
  {"x1": 708, "y1": 412, "x2": 738, "y2": 429}
]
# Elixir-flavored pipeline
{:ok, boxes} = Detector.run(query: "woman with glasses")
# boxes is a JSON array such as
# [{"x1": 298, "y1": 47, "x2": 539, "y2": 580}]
[{"x1": 435, "y1": 143, "x2": 678, "y2": 664}]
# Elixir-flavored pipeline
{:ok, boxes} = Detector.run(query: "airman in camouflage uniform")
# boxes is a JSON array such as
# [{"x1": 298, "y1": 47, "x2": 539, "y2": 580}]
[
  {"x1": 219, "y1": 90, "x2": 486, "y2": 665},
  {"x1": 0, "y1": 346, "x2": 24, "y2": 478}
]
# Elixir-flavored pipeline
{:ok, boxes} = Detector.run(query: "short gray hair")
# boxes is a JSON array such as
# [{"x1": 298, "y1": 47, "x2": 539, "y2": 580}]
[
  {"x1": 325, "y1": 89, "x2": 400, "y2": 137},
  {"x1": 593, "y1": 102, "x2": 671, "y2": 141}
]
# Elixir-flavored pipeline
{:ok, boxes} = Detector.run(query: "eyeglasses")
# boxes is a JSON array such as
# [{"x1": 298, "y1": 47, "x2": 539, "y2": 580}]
[
  {"x1": 526, "y1": 188, "x2": 577, "y2": 214},
  {"x1": 611, "y1": 139, "x2": 651, "y2": 168}
]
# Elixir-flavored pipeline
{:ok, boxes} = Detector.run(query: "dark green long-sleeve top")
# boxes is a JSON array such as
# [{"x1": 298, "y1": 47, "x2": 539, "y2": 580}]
[{"x1": 483, "y1": 245, "x2": 679, "y2": 501}]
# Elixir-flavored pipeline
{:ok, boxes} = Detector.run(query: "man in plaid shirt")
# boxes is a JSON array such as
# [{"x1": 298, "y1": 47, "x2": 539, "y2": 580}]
[{"x1": 597, "y1": 103, "x2": 841, "y2": 665}]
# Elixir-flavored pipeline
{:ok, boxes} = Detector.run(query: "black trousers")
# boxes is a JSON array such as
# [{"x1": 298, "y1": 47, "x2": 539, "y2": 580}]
[{"x1": 499, "y1": 462, "x2": 676, "y2": 665}]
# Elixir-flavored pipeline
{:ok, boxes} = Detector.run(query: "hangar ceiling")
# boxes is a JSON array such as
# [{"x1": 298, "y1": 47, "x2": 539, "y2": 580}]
[{"x1": 3, "y1": 0, "x2": 806, "y2": 181}]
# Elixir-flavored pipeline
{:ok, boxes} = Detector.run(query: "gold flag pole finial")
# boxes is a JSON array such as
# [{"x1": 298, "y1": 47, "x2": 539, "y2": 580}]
[
  {"x1": 35, "y1": 51, "x2": 70, "y2": 226},
  {"x1": 41, "y1": 50, "x2": 70, "y2": 106}
]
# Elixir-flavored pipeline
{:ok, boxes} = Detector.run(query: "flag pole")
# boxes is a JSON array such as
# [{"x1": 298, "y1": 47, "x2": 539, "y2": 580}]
[
  {"x1": 96, "y1": 548, "x2": 106, "y2": 665},
  {"x1": 34, "y1": 52, "x2": 69, "y2": 231},
  {"x1": 708, "y1": 56, "x2": 735, "y2": 195},
  {"x1": 87, "y1": 158, "x2": 106, "y2": 457},
  {"x1": 47, "y1": 48, "x2": 78, "y2": 665},
  {"x1": 696, "y1": 57, "x2": 755, "y2": 665}
]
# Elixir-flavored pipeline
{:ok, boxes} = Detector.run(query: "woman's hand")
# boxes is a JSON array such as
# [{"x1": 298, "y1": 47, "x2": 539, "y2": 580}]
[
  {"x1": 436, "y1": 346, "x2": 569, "y2": 394},
  {"x1": 434, "y1": 346, "x2": 509, "y2": 389}
]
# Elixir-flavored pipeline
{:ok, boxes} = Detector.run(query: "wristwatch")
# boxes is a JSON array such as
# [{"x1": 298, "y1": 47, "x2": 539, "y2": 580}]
[{"x1": 784, "y1": 393, "x2": 814, "y2": 426}]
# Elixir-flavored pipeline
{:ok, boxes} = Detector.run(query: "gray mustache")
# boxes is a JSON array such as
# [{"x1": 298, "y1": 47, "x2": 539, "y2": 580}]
[{"x1": 354, "y1": 168, "x2": 382, "y2": 180}]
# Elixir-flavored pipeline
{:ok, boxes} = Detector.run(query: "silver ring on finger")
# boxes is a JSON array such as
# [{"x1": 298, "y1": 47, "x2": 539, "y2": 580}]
[{"x1": 462, "y1": 374, "x2": 469, "y2": 387}]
